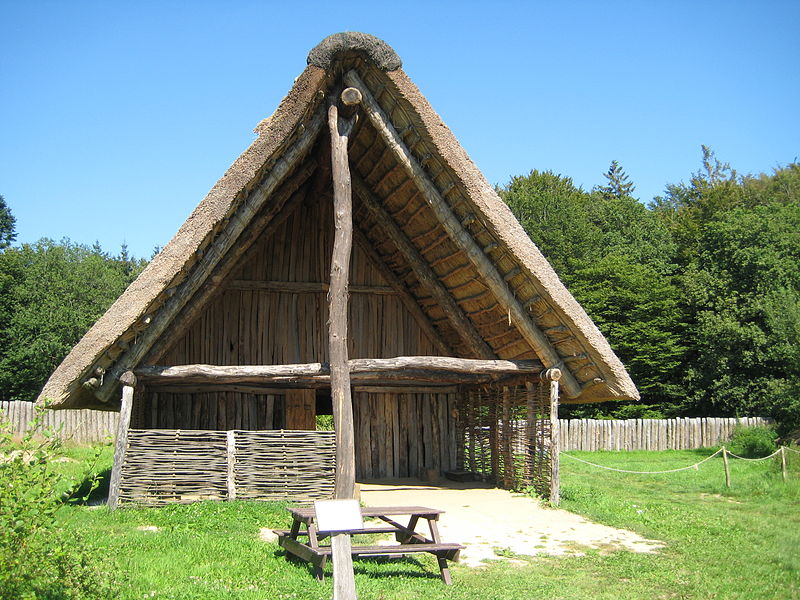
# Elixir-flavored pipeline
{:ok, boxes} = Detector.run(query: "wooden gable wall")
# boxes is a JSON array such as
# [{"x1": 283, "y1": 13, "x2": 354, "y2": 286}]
[{"x1": 157, "y1": 192, "x2": 442, "y2": 368}]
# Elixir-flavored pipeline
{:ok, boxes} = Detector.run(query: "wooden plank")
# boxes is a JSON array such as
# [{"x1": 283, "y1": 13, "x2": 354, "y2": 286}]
[{"x1": 286, "y1": 389, "x2": 316, "y2": 430}]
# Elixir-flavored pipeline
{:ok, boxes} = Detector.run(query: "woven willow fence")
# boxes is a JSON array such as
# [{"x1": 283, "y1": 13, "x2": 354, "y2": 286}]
[
  {"x1": 118, "y1": 429, "x2": 335, "y2": 506},
  {"x1": 458, "y1": 382, "x2": 553, "y2": 496}
]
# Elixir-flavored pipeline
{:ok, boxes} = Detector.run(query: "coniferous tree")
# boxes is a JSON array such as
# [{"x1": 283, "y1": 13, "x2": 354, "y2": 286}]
[
  {"x1": 597, "y1": 160, "x2": 636, "y2": 199},
  {"x1": 0, "y1": 195, "x2": 16, "y2": 250}
]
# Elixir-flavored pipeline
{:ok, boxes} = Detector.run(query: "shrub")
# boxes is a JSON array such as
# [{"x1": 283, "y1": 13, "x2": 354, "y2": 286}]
[
  {"x1": 0, "y1": 406, "x2": 116, "y2": 599},
  {"x1": 728, "y1": 425, "x2": 778, "y2": 458}
]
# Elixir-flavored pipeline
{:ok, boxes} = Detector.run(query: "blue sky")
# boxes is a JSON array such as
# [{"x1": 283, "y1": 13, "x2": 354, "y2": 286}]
[{"x1": 2, "y1": 1, "x2": 798, "y2": 259}]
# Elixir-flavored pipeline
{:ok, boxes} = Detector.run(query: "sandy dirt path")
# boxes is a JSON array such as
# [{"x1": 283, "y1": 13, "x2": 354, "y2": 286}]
[{"x1": 359, "y1": 479, "x2": 663, "y2": 567}]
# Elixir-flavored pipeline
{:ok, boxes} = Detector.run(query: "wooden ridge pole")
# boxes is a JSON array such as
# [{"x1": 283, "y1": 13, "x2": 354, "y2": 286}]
[{"x1": 328, "y1": 87, "x2": 360, "y2": 600}]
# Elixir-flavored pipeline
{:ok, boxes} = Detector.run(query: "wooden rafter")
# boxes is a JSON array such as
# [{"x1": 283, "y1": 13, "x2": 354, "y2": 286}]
[
  {"x1": 94, "y1": 107, "x2": 327, "y2": 402},
  {"x1": 141, "y1": 160, "x2": 318, "y2": 366},
  {"x1": 353, "y1": 175, "x2": 495, "y2": 360},
  {"x1": 353, "y1": 228, "x2": 454, "y2": 356},
  {"x1": 344, "y1": 69, "x2": 581, "y2": 398}
]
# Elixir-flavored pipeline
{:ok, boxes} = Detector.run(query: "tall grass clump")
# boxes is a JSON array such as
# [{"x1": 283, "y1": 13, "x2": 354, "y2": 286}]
[
  {"x1": 0, "y1": 405, "x2": 116, "y2": 599},
  {"x1": 728, "y1": 425, "x2": 779, "y2": 457}
]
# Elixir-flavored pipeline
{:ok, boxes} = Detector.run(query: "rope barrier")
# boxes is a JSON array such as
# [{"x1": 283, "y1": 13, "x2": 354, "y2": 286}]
[
  {"x1": 560, "y1": 446, "x2": 797, "y2": 475},
  {"x1": 560, "y1": 447, "x2": 724, "y2": 474},
  {"x1": 725, "y1": 448, "x2": 783, "y2": 461}
]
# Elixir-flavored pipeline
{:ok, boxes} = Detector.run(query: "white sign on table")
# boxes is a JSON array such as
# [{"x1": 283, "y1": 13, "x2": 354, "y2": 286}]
[{"x1": 314, "y1": 499, "x2": 364, "y2": 533}]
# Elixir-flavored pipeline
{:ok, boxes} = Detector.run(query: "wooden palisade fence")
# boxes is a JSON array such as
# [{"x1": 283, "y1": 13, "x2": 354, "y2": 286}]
[
  {"x1": 1, "y1": 402, "x2": 771, "y2": 453},
  {"x1": 0, "y1": 400, "x2": 118, "y2": 444},
  {"x1": 558, "y1": 416, "x2": 772, "y2": 451}
]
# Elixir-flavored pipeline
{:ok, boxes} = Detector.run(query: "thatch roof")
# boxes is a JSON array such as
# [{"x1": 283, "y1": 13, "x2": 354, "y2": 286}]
[{"x1": 38, "y1": 32, "x2": 639, "y2": 410}]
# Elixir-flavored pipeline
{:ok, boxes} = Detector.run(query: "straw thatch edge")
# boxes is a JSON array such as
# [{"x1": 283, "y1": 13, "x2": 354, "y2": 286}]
[
  {"x1": 37, "y1": 66, "x2": 328, "y2": 410},
  {"x1": 384, "y1": 69, "x2": 638, "y2": 402}
]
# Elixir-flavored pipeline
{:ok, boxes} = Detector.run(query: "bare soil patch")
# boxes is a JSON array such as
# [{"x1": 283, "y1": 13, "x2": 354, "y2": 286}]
[{"x1": 359, "y1": 479, "x2": 663, "y2": 567}]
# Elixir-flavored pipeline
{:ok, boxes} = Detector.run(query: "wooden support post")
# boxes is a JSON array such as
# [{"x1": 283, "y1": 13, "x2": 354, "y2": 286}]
[
  {"x1": 525, "y1": 382, "x2": 536, "y2": 484},
  {"x1": 547, "y1": 369, "x2": 561, "y2": 505},
  {"x1": 723, "y1": 446, "x2": 731, "y2": 488},
  {"x1": 226, "y1": 430, "x2": 236, "y2": 500},
  {"x1": 108, "y1": 371, "x2": 136, "y2": 509},
  {"x1": 328, "y1": 88, "x2": 359, "y2": 600},
  {"x1": 489, "y1": 399, "x2": 499, "y2": 484},
  {"x1": 502, "y1": 387, "x2": 513, "y2": 488},
  {"x1": 781, "y1": 446, "x2": 787, "y2": 482}
]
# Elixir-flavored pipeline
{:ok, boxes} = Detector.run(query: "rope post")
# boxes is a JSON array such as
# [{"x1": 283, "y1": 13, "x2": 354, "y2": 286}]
[
  {"x1": 722, "y1": 446, "x2": 731, "y2": 488},
  {"x1": 781, "y1": 446, "x2": 788, "y2": 482}
]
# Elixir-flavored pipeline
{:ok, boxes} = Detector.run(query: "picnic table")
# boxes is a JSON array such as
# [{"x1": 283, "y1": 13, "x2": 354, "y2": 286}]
[{"x1": 275, "y1": 505, "x2": 464, "y2": 584}]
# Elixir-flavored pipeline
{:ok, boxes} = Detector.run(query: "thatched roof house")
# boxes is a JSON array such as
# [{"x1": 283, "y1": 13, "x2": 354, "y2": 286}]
[
  {"x1": 40, "y1": 32, "x2": 636, "y2": 411},
  {"x1": 37, "y1": 33, "x2": 637, "y2": 504}
]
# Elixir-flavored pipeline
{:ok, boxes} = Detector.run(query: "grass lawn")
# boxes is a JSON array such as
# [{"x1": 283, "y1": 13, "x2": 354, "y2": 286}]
[{"x1": 52, "y1": 445, "x2": 799, "y2": 599}]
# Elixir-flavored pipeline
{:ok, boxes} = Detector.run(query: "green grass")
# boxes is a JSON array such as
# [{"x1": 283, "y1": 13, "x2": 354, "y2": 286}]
[{"x1": 50, "y1": 446, "x2": 799, "y2": 599}]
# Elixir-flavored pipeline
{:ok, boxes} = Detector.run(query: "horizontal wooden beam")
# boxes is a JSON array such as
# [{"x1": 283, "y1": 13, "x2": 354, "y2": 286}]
[
  {"x1": 136, "y1": 356, "x2": 544, "y2": 386},
  {"x1": 227, "y1": 280, "x2": 397, "y2": 295},
  {"x1": 344, "y1": 69, "x2": 581, "y2": 398}
]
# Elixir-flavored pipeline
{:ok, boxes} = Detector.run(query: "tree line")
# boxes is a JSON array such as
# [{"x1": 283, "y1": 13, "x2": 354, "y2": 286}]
[
  {"x1": 1, "y1": 149, "x2": 798, "y2": 433},
  {"x1": 0, "y1": 195, "x2": 146, "y2": 403},
  {"x1": 501, "y1": 149, "x2": 800, "y2": 433}
]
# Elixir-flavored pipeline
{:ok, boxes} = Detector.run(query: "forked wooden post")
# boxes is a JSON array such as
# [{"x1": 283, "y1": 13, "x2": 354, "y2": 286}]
[
  {"x1": 108, "y1": 370, "x2": 136, "y2": 509},
  {"x1": 542, "y1": 368, "x2": 561, "y2": 505},
  {"x1": 328, "y1": 87, "x2": 360, "y2": 600}
]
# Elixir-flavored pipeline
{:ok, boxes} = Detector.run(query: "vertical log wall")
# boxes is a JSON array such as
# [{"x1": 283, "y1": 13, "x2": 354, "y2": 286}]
[{"x1": 353, "y1": 391, "x2": 458, "y2": 479}]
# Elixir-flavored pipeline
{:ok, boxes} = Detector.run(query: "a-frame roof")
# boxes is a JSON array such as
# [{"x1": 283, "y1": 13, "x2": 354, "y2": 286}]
[{"x1": 38, "y1": 32, "x2": 639, "y2": 410}]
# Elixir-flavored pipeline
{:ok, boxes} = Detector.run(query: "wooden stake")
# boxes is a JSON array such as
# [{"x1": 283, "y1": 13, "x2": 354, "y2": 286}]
[
  {"x1": 546, "y1": 369, "x2": 561, "y2": 506},
  {"x1": 781, "y1": 446, "x2": 788, "y2": 482},
  {"x1": 723, "y1": 446, "x2": 731, "y2": 488},
  {"x1": 108, "y1": 371, "x2": 136, "y2": 509},
  {"x1": 328, "y1": 91, "x2": 359, "y2": 600},
  {"x1": 226, "y1": 430, "x2": 236, "y2": 500}
]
